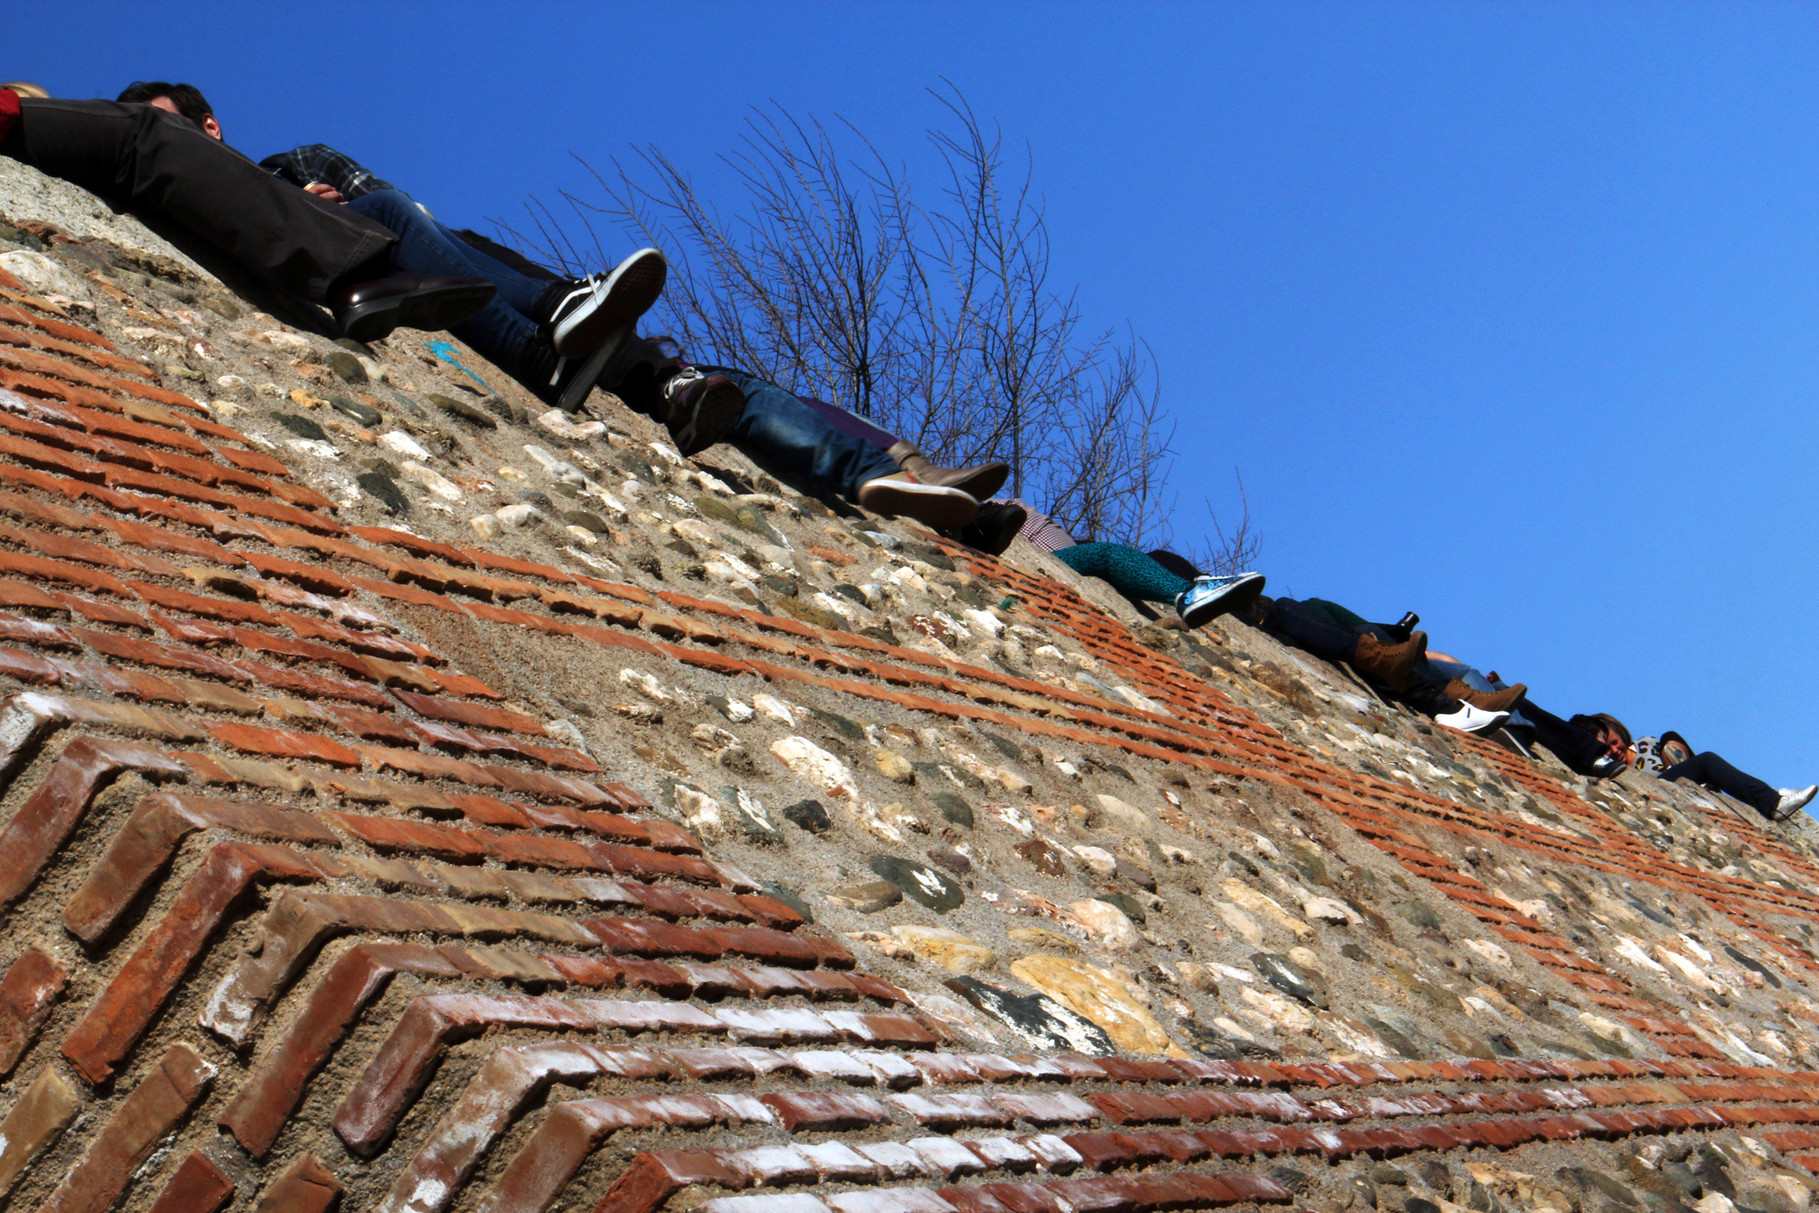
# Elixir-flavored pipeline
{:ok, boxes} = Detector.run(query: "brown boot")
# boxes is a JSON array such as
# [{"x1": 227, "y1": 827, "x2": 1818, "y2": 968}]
[
  {"x1": 1353, "y1": 631, "x2": 1427, "y2": 692},
  {"x1": 887, "y1": 439, "x2": 1011, "y2": 501},
  {"x1": 1443, "y1": 677, "x2": 1527, "y2": 712}
]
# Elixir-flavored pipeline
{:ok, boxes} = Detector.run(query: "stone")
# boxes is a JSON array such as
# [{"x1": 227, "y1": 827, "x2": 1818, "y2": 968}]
[
  {"x1": 1007, "y1": 956, "x2": 1184, "y2": 1056},
  {"x1": 782, "y1": 799, "x2": 833, "y2": 833},
  {"x1": 827, "y1": 880, "x2": 902, "y2": 914},
  {"x1": 928, "y1": 792, "x2": 974, "y2": 828},
  {"x1": 357, "y1": 470, "x2": 410, "y2": 513},
  {"x1": 948, "y1": 975, "x2": 1115, "y2": 1053},
  {"x1": 925, "y1": 846, "x2": 971, "y2": 875},
  {"x1": 762, "y1": 882, "x2": 814, "y2": 924},
  {"x1": 1397, "y1": 899, "x2": 1445, "y2": 930},
  {"x1": 888, "y1": 925, "x2": 995, "y2": 974},
  {"x1": 1068, "y1": 899, "x2": 1141, "y2": 951},
  {"x1": 0, "y1": 250, "x2": 88, "y2": 298},
  {"x1": 875, "y1": 749, "x2": 916, "y2": 783},
  {"x1": 771, "y1": 737, "x2": 856, "y2": 799},
  {"x1": 327, "y1": 349, "x2": 369, "y2": 383},
  {"x1": 1007, "y1": 927, "x2": 1079, "y2": 952},
  {"x1": 1073, "y1": 846, "x2": 1118, "y2": 876},
  {"x1": 1015, "y1": 838, "x2": 1069, "y2": 876},
  {"x1": 869, "y1": 857, "x2": 964, "y2": 913},
  {"x1": 430, "y1": 391, "x2": 498, "y2": 428},
  {"x1": 1251, "y1": 951, "x2": 1328, "y2": 1008},
  {"x1": 1114, "y1": 856, "x2": 1157, "y2": 891},
  {"x1": 329, "y1": 394, "x2": 383, "y2": 426}
]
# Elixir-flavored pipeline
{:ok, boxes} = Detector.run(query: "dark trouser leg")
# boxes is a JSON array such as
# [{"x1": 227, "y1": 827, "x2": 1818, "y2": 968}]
[
  {"x1": 718, "y1": 371, "x2": 897, "y2": 498},
  {"x1": 1521, "y1": 703, "x2": 1606, "y2": 776},
  {"x1": 1661, "y1": 751, "x2": 1779, "y2": 816},
  {"x1": 347, "y1": 190, "x2": 539, "y2": 372},
  {"x1": 1260, "y1": 598, "x2": 1363, "y2": 663},
  {"x1": 10, "y1": 99, "x2": 394, "y2": 303},
  {"x1": 9, "y1": 99, "x2": 395, "y2": 302},
  {"x1": 1053, "y1": 543, "x2": 1191, "y2": 605}
]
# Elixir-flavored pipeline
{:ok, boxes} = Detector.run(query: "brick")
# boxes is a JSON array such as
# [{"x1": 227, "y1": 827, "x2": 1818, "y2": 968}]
[
  {"x1": 252, "y1": 1153, "x2": 340, "y2": 1213},
  {"x1": 0, "y1": 947, "x2": 65, "y2": 1075},
  {"x1": 394, "y1": 687, "x2": 547, "y2": 734},
  {"x1": 829, "y1": 1190, "x2": 958, "y2": 1213},
  {"x1": 761, "y1": 1090, "x2": 891, "y2": 1130},
  {"x1": 219, "y1": 942, "x2": 462, "y2": 1156},
  {"x1": 333, "y1": 993, "x2": 596, "y2": 1156},
  {"x1": 891, "y1": 1093, "x2": 1014, "y2": 1128},
  {"x1": 209, "y1": 720, "x2": 360, "y2": 767},
  {"x1": 0, "y1": 1065, "x2": 81, "y2": 1200},
  {"x1": 146, "y1": 1151, "x2": 235, "y2": 1213},
  {"x1": 62, "y1": 842, "x2": 322, "y2": 1083},
  {"x1": 41, "y1": 1043, "x2": 213, "y2": 1211},
  {"x1": 0, "y1": 735, "x2": 188, "y2": 906}
]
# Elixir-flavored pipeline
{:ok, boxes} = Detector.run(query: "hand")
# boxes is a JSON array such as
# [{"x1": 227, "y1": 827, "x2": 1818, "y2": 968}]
[{"x1": 304, "y1": 182, "x2": 346, "y2": 205}]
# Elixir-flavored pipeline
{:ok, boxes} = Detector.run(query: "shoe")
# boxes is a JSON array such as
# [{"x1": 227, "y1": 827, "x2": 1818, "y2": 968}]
[
  {"x1": 1435, "y1": 702, "x2": 1511, "y2": 734},
  {"x1": 1775, "y1": 785, "x2": 1818, "y2": 820},
  {"x1": 855, "y1": 471, "x2": 980, "y2": 529},
  {"x1": 1353, "y1": 631, "x2": 1427, "y2": 692},
  {"x1": 330, "y1": 273, "x2": 496, "y2": 343},
  {"x1": 1174, "y1": 571, "x2": 1267, "y2": 629},
  {"x1": 887, "y1": 440, "x2": 1011, "y2": 500},
  {"x1": 547, "y1": 325, "x2": 635, "y2": 413},
  {"x1": 548, "y1": 248, "x2": 667, "y2": 357},
  {"x1": 951, "y1": 500, "x2": 1028, "y2": 555},
  {"x1": 1591, "y1": 754, "x2": 1628, "y2": 779},
  {"x1": 657, "y1": 368, "x2": 746, "y2": 455},
  {"x1": 1443, "y1": 677, "x2": 1528, "y2": 713}
]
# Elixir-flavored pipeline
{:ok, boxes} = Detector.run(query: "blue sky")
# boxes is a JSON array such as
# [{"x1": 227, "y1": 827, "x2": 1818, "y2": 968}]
[{"x1": 24, "y1": 2, "x2": 1819, "y2": 788}]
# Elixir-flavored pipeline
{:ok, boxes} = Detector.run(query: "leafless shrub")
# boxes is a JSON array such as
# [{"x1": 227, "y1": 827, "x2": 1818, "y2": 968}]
[
  {"x1": 1188, "y1": 471, "x2": 1263, "y2": 576},
  {"x1": 500, "y1": 83, "x2": 1255, "y2": 561}
]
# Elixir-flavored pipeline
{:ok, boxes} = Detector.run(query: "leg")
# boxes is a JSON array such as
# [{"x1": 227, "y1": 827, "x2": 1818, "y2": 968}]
[
  {"x1": 348, "y1": 190, "x2": 540, "y2": 374},
  {"x1": 1258, "y1": 597, "x2": 1365, "y2": 663},
  {"x1": 719, "y1": 371, "x2": 897, "y2": 498},
  {"x1": 794, "y1": 395, "x2": 903, "y2": 451},
  {"x1": 1053, "y1": 543, "x2": 1191, "y2": 605},
  {"x1": 1521, "y1": 703, "x2": 1607, "y2": 777},
  {"x1": 10, "y1": 99, "x2": 394, "y2": 301},
  {"x1": 1660, "y1": 752, "x2": 1779, "y2": 816}
]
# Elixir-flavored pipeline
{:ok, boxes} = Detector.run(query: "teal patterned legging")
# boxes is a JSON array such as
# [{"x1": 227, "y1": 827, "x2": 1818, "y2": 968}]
[{"x1": 1053, "y1": 543, "x2": 1192, "y2": 605}]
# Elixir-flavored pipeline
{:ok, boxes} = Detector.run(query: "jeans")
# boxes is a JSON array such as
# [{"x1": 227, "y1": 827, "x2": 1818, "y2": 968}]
[
  {"x1": 717, "y1": 370, "x2": 897, "y2": 499},
  {"x1": 6, "y1": 99, "x2": 394, "y2": 301},
  {"x1": 797, "y1": 395, "x2": 901, "y2": 451},
  {"x1": 1260, "y1": 598, "x2": 1455, "y2": 715},
  {"x1": 347, "y1": 190, "x2": 550, "y2": 373},
  {"x1": 1661, "y1": 751, "x2": 1779, "y2": 816}
]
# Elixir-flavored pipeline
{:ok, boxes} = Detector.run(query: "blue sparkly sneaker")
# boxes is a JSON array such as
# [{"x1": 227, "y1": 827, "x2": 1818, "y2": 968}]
[{"x1": 1175, "y1": 571, "x2": 1266, "y2": 628}]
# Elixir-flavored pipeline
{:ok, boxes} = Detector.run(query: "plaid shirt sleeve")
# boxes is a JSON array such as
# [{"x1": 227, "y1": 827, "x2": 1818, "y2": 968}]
[
  {"x1": 258, "y1": 144, "x2": 397, "y2": 201},
  {"x1": 1000, "y1": 498, "x2": 1077, "y2": 552}
]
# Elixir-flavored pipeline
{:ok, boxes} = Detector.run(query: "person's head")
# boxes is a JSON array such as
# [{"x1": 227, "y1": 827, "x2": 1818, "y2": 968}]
[
  {"x1": 1572, "y1": 712, "x2": 1633, "y2": 760},
  {"x1": 1658, "y1": 730, "x2": 1693, "y2": 768},
  {"x1": 116, "y1": 81, "x2": 220, "y2": 140},
  {"x1": 1, "y1": 82, "x2": 49, "y2": 100}
]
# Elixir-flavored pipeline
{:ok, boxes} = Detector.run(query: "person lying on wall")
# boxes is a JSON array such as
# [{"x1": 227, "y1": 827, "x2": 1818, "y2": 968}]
[
  {"x1": 105, "y1": 82, "x2": 663, "y2": 415},
  {"x1": 1629, "y1": 727, "x2": 1814, "y2": 821},
  {"x1": 0, "y1": 81, "x2": 493, "y2": 342}
]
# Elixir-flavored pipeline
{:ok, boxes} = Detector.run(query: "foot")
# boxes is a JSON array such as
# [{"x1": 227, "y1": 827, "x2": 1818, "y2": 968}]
[
  {"x1": 1435, "y1": 701, "x2": 1511, "y2": 734},
  {"x1": 543, "y1": 325, "x2": 635, "y2": 413},
  {"x1": 1442, "y1": 677, "x2": 1527, "y2": 713},
  {"x1": 657, "y1": 368, "x2": 746, "y2": 455},
  {"x1": 1591, "y1": 754, "x2": 1628, "y2": 779},
  {"x1": 330, "y1": 273, "x2": 496, "y2": 343},
  {"x1": 855, "y1": 471, "x2": 980, "y2": 530},
  {"x1": 1174, "y1": 571, "x2": 1267, "y2": 629},
  {"x1": 949, "y1": 500, "x2": 1028, "y2": 555},
  {"x1": 1775, "y1": 785, "x2": 1818, "y2": 820},
  {"x1": 1353, "y1": 630, "x2": 1428, "y2": 692},
  {"x1": 912, "y1": 459, "x2": 1010, "y2": 501},
  {"x1": 548, "y1": 248, "x2": 667, "y2": 357}
]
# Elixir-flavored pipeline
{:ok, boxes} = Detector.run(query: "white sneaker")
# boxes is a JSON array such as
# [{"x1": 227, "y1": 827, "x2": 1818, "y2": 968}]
[
  {"x1": 548, "y1": 247, "x2": 667, "y2": 357},
  {"x1": 1435, "y1": 702, "x2": 1510, "y2": 734},
  {"x1": 1775, "y1": 785, "x2": 1818, "y2": 820}
]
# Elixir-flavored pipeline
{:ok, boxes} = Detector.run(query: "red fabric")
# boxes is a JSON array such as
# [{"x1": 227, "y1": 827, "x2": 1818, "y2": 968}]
[{"x1": 0, "y1": 89, "x2": 19, "y2": 145}]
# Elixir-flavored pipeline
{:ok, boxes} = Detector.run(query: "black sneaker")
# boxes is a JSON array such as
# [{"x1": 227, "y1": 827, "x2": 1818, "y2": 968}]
[
  {"x1": 658, "y1": 368, "x2": 746, "y2": 455},
  {"x1": 950, "y1": 500, "x2": 1027, "y2": 555},
  {"x1": 547, "y1": 248, "x2": 667, "y2": 357}
]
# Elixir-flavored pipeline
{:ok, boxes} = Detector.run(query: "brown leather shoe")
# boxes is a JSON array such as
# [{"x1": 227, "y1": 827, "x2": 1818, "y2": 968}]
[
  {"x1": 888, "y1": 440, "x2": 1010, "y2": 500},
  {"x1": 1353, "y1": 630, "x2": 1427, "y2": 692},
  {"x1": 1444, "y1": 677, "x2": 1527, "y2": 712},
  {"x1": 329, "y1": 273, "x2": 496, "y2": 343}
]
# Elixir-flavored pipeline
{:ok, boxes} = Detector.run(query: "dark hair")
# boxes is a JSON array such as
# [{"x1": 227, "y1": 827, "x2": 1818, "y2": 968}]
[
  {"x1": 1570, "y1": 712, "x2": 1632, "y2": 747},
  {"x1": 116, "y1": 81, "x2": 214, "y2": 128}
]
